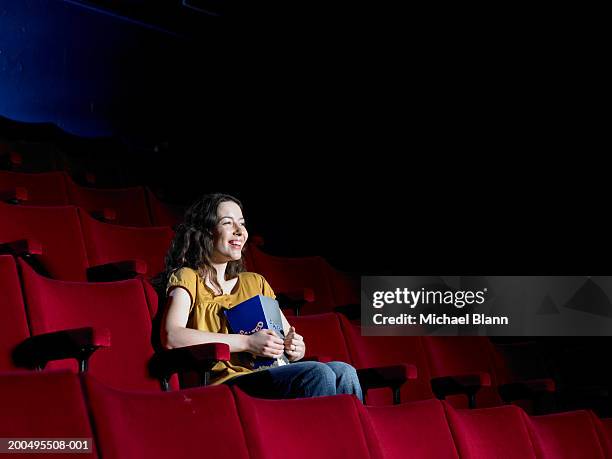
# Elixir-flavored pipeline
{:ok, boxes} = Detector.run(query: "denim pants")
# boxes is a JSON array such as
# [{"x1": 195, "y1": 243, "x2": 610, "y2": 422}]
[{"x1": 224, "y1": 360, "x2": 363, "y2": 402}]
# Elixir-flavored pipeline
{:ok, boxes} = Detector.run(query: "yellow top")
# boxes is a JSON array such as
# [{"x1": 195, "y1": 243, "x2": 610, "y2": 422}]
[{"x1": 166, "y1": 267, "x2": 276, "y2": 385}]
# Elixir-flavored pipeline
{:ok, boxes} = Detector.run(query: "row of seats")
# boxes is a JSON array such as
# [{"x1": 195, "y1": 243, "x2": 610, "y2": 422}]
[
  {"x1": 1, "y1": 370, "x2": 610, "y2": 459},
  {"x1": 0, "y1": 169, "x2": 180, "y2": 227},
  {"x1": 288, "y1": 312, "x2": 555, "y2": 409},
  {"x1": 0, "y1": 254, "x2": 172, "y2": 390},
  {"x1": 0, "y1": 253, "x2": 551, "y2": 411},
  {"x1": 0, "y1": 197, "x2": 360, "y2": 315},
  {"x1": 0, "y1": 200, "x2": 174, "y2": 281}
]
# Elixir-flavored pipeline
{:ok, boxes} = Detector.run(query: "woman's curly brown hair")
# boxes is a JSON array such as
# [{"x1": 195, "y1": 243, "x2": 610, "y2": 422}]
[{"x1": 156, "y1": 193, "x2": 246, "y2": 296}]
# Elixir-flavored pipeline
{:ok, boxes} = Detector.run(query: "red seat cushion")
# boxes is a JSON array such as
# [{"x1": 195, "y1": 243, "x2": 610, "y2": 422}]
[{"x1": 86, "y1": 376, "x2": 248, "y2": 459}]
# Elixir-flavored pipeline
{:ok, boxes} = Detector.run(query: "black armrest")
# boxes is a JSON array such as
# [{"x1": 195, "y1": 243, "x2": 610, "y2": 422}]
[
  {"x1": 358, "y1": 363, "x2": 418, "y2": 405},
  {"x1": 13, "y1": 327, "x2": 111, "y2": 372},
  {"x1": 87, "y1": 260, "x2": 148, "y2": 282},
  {"x1": 334, "y1": 303, "x2": 361, "y2": 321},
  {"x1": 301, "y1": 355, "x2": 333, "y2": 363},
  {"x1": 276, "y1": 288, "x2": 315, "y2": 316},
  {"x1": 431, "y1": 372, "x2": 491, "y2": 409},
  {"x1": 498, "y1": 378, "x2": 556, "y2": 403},
  {"x1": 149, "y1": 342, "x2": 230, "y2": 391},
  {"x1": 91, "y1": 208, "x2": 117, "y2": 223},
  {"x1": 0, "y1": 238, "x2": 43, "y2": 256},
  {"x1": 0, "y1": 186, "x2": 28, "y2": 204}
]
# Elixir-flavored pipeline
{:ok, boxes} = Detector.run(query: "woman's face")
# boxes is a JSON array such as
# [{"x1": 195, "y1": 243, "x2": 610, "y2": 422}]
[{"x1": 211, "y1": 200, "x2": 248, "y2": 263}]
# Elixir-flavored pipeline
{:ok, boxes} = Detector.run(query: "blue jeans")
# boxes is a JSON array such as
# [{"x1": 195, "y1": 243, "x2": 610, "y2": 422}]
[{"x1": 224, "y1": 361, "x2": 363, "y2": 402}]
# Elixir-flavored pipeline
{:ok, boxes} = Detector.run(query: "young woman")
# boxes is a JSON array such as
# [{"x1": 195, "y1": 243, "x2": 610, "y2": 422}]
[{"x1": 160, "y1": 193, "x2": 362, "y2": 400}]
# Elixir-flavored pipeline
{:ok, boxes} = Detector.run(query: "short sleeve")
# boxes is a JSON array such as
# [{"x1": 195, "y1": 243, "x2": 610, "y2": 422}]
[
  {"x1": 166, "y1": 268, "x2": 198, "y2": 310},
  {"x1": 260, "y1": 275, "x2": 276, "y2": 299}
]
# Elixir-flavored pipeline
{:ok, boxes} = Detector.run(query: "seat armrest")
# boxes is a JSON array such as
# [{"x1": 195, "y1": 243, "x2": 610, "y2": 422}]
[
  {"x1": 91, "y1": 208, "x2": 117, "y2": 223},
  {"x1": 0, "y1": 239, "x2": 43, "y2": 256},
  {"x1": 301, "y1": 355, "x2": 333, "y2": 363},
  {"x1": 86, "y1": 260, "x2": 148, "y2": 282},
  {"x1": 358, "y1": 363, "x2": 418, "y2": 404},
  {"x1": 13, "y1": 327, "x2": 111, "y2": 372},
  {"x1": 498, "y1": 378, "x2": 556, "y2": 402},
  {"x1": 149, "y1": 343, "x2": 230, "y2": 390},
  {"x1": 276, "y1": 288, "x2": 315, "y2": 316},
  {"x1": 334, "y1": 303, "x2": 361, "y2": 320},
  {"x1": 431, "y1": 372, "x2": 491, "y2": 409},
  {"x1": 0, "y1": 186, "x2": 28, "y2": 204}
]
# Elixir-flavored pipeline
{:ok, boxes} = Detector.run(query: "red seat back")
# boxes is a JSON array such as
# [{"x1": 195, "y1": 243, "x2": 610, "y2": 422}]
[
  {"x1": 233, "y1": 388, "x2": 374, "y2": 459},
  {"x1": 0, "y1": 370, "x2": 97, "y2": 457},
  {"x1": 86, "y1": 376, "x2": 248, "y2": 459},
  {"x1": 526, "y1": 410, "x2": 607, "y2": 459},
  {"x1": 0, "y1": 170, "x2": 69, "y2": 205},
  {"x1": 0, "y1": 202, "x2": 89, "y2": 281},
  {"x1": 422, "y1": 336, "x2": 502, "y2": 408},
  {"x1": 364, "y1": 399, "x2": 458, "y2": 459},
  {"x1": 66, "y1": 177, "x2": 151, "y2": 226},
  {"x1": 247, "y1": 245, "x2": 336, "y2": 314},
  {"x1": 287, "y1": 313, "x2": 352, "y2": 363},
  {"x1": 339, "y1": 314, "x2": 434, "y2": 404},
  {"x1": 444, "y1": 402, "x2": 537, "y2": 459},
  {"x1": 0, "y1": 256, "x2": 30, "y2": 371},
  {"x1": 146, "y1": 188, "x2": 182, "y2": 228},
  {"x1": 19, "y1": 259, "x2": 164, "y2": 391},
  {"x1": 78, "y1": 208, "x2": 174, "y2": 278}
]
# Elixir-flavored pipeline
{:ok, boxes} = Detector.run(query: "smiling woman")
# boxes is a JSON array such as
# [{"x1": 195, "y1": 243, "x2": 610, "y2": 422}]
[{"x1": 158, "y1": 193, "x2": 363, "y2": 400}]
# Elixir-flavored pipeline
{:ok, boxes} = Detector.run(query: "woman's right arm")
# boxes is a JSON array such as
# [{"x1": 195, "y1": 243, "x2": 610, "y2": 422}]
[{"x1": 161, "y1": 288, "x2": 284, "y2": 358}]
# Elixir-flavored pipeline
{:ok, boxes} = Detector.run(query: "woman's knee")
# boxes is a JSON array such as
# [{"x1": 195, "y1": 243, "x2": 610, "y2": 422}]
[{"x1": 326, "y1": 361, "x2": 358, "y2": 380}]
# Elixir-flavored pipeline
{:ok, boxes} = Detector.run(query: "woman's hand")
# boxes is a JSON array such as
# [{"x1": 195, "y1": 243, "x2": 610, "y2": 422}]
[
  {"x1": 284, "y1": 326, "x2": 305, "y2": 362},
  {"x1": 247, "y1": 330, "x2": 285, "y2": 358}
]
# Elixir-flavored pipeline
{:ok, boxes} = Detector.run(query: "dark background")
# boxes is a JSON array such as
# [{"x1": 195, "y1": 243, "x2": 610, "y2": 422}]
[{"x1": 0, "y1": 0, "x2": 607, "y2": 276}]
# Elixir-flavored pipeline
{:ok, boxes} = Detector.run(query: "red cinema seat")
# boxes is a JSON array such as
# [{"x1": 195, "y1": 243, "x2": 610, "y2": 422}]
[
  {"x1": 288, "y1": 313, "x2": 353, "y2": 363},
  {"x1": 339, "y1": 314, "x2": 434, "y2": 405},
  {"x1": 444, "y1": 402, "x2": 537, "y2": 459},
  {"x1": 146, "y1": 188, "x2": 183, "y2": 228},
  {"x1": 0, "y1": 170, "x2": 69, "y2": 205},
  {"x1": 0, "y1": 202, "x2": 89, "y2": 281},
  {"x1": 0, "y1": 255, "x2": 30, "y2": 371},
  {"x1": 247, "y1": 244, "x2": 337, "y2": 315},
  {"x1": 421, "y1": 336, "x2": 501, "y2": 409},
  {"x1": 66, "y1": 176, "x2": 152, "y2": 226},
  {"x1": 289, "y1": 313, "x2": 417, "y2": 405},
  {"x1": 525, "y1": 410, "x2": 607, "y2": 459},
  {"x1": 17, "y1": 258, "x2": 167, "y2": 391},
  {"x1": 362, "y1": 399, "x2": 459, "y2": 459},
  {"x1": 78, "y1": 208, "x2": 174, "y2": 279},
  {"x1": 595, "y1": 417, "x2": 612, "y2": 457},
  {"x1": 233, "y1": 388, "x2": 377, "y2": 459},
  {"x1": 0, "y1": 370, "x2": 97, "y2": 458},
  {"x1": 85, "y1": 376, "x2": 248, "y2": 459}
]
